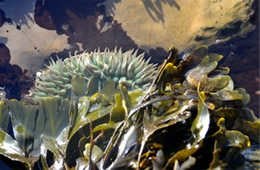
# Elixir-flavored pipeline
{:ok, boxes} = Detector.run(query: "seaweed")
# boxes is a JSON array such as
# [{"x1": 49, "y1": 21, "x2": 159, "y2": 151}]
[{"x1": 0, "y1": 46, "x2": 258, "y2": 169}]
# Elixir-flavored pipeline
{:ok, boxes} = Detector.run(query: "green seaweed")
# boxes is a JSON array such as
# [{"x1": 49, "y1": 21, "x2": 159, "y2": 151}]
[{"x1": 0, "y1": 101, "x2": 9, "y2": 132}]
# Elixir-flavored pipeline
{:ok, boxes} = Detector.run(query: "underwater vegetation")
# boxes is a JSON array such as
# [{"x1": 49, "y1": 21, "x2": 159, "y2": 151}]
[{"x1": 0, "y1": 46, "x2": 259, "y2": 169}]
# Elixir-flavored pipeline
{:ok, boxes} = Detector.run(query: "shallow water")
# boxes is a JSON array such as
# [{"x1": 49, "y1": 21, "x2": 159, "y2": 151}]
[{"x1": 0, "y1": 0, "x2": 259, "y2": 169}]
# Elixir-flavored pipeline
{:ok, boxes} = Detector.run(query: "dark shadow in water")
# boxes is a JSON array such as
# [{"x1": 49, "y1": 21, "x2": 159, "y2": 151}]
[
  {"x1": 0, "y1": 43, "x2": 33, "y2": 100},
  {"x1": 0, "y1": 0, "x2": 35, "y2": 28},
  {"x1": 0, "y1": 8, "x2": 7, "y2": 27},
  {"x1": 0, "y1": 8, "x2": 12, "y2": 27},
  {"x1": 141, "y1": 0, "x2": 180, "y2": 22},
  {"x1": 105, "y1": 0, "x2": 180, "y2": 23},
  {"x1": 102, "y1": 0, "x2": 122, "y2": 17},
  {"x1": 208, "y1": 0, "x2": 259, "y2": 116},
  {"x1": 0, "y1": 155, "x2": 26, "y2": 170},
  {"x1": 0, "y1": 36, "x2": 7, "y2": 44}
]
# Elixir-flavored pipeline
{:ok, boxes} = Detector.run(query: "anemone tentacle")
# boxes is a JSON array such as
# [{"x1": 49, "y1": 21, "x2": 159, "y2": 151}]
[{"x1": 31, "y1": 48, "x2": 157, "y2": 100}]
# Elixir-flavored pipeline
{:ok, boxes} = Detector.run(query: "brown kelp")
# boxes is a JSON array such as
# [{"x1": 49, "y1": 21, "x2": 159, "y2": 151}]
[{"x1": 0, "y1": 46, "x2": 258, "y2": 169}]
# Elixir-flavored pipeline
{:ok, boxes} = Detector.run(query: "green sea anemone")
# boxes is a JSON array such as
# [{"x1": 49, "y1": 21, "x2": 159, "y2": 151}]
[{"x1": 30, "y1": 48, "x2": 157, "y2": 100}]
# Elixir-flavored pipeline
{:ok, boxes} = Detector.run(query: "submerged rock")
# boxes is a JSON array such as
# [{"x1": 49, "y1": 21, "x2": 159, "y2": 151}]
[{"x1": 104, "y1": 0, "x2": 255, "y2": 52}]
